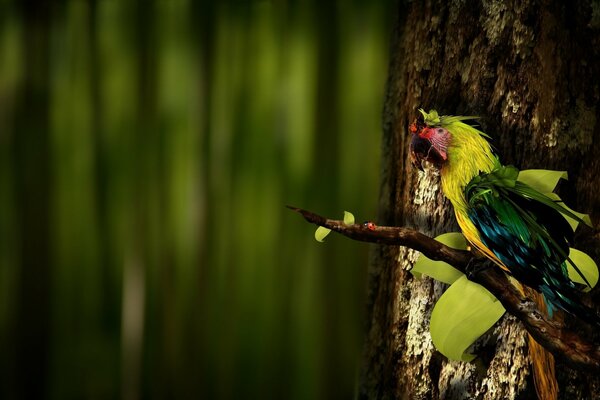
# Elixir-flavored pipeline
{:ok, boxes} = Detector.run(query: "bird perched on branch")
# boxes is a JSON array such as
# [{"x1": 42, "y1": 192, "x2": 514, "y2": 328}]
[
  {"x1": 409, "y1": 108, "x2": 598, "y2": 400},
  {"x1": 409, "y1": 108, "x2": 597, "y2": 323}
]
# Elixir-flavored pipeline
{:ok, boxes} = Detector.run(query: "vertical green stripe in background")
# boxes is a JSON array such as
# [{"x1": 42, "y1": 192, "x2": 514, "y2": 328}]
[{"x1": 0, "y1": 0, "x2": 392, "y2": 398}]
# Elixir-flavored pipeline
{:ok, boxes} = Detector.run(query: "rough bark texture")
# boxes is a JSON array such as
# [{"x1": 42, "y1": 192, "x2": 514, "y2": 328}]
[{"x1": 360, "y1": 1, "x2": 600, "y2": 399}]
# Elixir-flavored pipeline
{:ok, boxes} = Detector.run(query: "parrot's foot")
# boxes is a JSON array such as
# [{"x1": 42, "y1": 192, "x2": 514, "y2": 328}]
[{"x1": 465, "y1": 258, "x2": 492, "y2": 280}]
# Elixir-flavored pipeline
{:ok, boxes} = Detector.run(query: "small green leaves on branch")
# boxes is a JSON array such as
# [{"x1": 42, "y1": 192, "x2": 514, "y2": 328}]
[
  {"x1": 315, "y1": 227, "x2": 331, "y2": 242},
  {"x1": 343, "y1": 211, "x2": 355, "y2": 225},
  {"x1": 314, "y1": 211, "x2": 355, "y2": 242},
  {"x1": 287, "y1": 205, "x2": 600, "y2": 371}
]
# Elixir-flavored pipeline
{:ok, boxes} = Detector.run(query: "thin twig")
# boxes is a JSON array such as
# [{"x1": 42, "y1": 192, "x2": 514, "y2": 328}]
[{"x1": 288, "y1": 205, "x2": 600, "y2": 371}]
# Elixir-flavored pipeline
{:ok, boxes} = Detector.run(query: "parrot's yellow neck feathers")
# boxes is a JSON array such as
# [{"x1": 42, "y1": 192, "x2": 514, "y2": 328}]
[
  {"x1": 418, "y1": 110, "x2": 496, "y2": 209},
  {"x1": 439, "y1": 120, "x2": 496, "y2": 213},
  {"x1": 437, "y1": 119, "x2": 499, "y2": 265}
]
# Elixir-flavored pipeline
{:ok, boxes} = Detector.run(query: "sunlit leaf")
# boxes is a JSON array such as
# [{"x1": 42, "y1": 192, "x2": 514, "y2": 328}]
[
  {"x1": 435, "y1": 232, "x2": 469, "y2": 249},
  {"x1": 430, "y1": 275, "x2": 506, "y2": 361},
  {"x1": 315, "y1": 226, "x2": 331, "y2": 242},
  {"x1": 567, "y1": 248, "x2": 599, "y2": 290},
  {"x1": 411, "y1": 233, "x2": 467, "y2": 284},
  {"x1": 419, "y1": 108, "x2": 440, "y2": 125},
  {"x1": 517, "y1": 169, "x2": 567, "y2": 194},
  {"x1": 544, "y1": 193, "x2": 592, "y2": 230},
  {"x1": 343, "y1": 211, "x2": 355, "y2": 225}
]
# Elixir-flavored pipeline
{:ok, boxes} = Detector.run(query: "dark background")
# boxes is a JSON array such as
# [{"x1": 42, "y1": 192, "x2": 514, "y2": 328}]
[{"x1": 0, "y1": 1, "x2": 394, "y2": 398}]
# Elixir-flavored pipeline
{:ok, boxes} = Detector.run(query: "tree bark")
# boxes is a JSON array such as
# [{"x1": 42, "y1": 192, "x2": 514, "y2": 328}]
[{"x1": 359, "y1": 1, "x2": 600, "y2": 399}]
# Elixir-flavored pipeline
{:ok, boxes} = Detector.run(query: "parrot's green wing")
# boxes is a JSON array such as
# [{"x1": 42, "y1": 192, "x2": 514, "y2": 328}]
[{"x1": 465, "y1": 166, "x2": 598, "y2": 321}]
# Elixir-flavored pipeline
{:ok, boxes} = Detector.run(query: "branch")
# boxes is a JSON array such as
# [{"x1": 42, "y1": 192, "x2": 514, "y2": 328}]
[{"x1": 288, "y1": 205, "x2": 600, "y2": 371}]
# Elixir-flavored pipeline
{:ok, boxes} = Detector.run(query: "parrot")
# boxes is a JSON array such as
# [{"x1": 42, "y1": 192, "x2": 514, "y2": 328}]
[
  {"x1": 408, "y1": 108, "x2": 598, "y2": 324},
  {"x1": 408, "y1": 108, "x2": 598, "y2": 400}
]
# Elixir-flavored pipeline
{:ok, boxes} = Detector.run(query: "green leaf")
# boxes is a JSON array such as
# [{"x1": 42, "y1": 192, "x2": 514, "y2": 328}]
[
  {"x1": 567, "y1": 248, "x2": 599, "y2": 290},
  {"x1": 419, "y1": 108, "x2": 440, "y2": 125},
  {"x1": 411, "y1": 233, "x2": 467, "y2": 285},
  {"x1": 544, "y1": 193, "x2": 592, "y2": 230},
  {"x1": 435, "y1": 232, "x2": 469, "y2": 249},
  {"x1": 343, "y1": 211, "x2": 355, "y2": 225},
  {"x1": 315, "y1": 211, "x2": 354, "y2": 242},
  {"x1": 314, "y1": 226, "x2": 331, "y2": 242},
  {"x1": 517, "y1": 169, "x2": 567, "y2": 194},
  {"x1": 430, "y1": 275, "x2": 506, "y2": 361}
]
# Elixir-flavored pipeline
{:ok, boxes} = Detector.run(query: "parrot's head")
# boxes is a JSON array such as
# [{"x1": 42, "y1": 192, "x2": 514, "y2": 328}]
[{"x1": 409, "y1": 111, "x2": 451, "y2": 171}]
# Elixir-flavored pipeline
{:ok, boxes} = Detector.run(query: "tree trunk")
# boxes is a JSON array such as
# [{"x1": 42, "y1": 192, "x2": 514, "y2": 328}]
[{"x1": 360, "y1": 1, "x2": 600, "y2": 399}]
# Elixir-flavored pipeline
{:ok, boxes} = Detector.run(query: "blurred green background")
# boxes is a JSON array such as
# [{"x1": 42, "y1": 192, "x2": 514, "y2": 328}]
[{"x1": 0, "y1": 0, "x2": 392, "y2": 398}]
